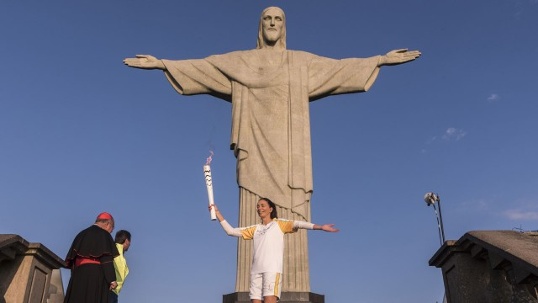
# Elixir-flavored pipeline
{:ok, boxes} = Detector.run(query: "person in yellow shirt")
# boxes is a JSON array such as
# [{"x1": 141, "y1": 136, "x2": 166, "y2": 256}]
[{"x1": 109, "y1": 230, "x2": 131, "y2": 303}]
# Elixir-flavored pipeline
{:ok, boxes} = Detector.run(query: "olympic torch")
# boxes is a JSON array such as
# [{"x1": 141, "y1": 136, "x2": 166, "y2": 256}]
[{"x1": 204, "y1": 152, "x2": 217, "y2": 221}]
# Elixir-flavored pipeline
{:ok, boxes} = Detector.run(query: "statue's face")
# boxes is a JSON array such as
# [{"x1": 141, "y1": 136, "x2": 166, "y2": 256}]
[{"x1": 261, "y1": 7, "x2": 284, "y2": 45}]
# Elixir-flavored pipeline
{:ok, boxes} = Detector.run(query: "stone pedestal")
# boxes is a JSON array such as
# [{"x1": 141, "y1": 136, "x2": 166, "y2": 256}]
[
  {"x1": 0, "y1": 234, "x2": 65, "y2": 303},
  {"x1": 430, "y1": 231, "x2": 538, "y2": 303},
  {"x1": 223, "y1": 291, "x2": 325, "y2": 303}
]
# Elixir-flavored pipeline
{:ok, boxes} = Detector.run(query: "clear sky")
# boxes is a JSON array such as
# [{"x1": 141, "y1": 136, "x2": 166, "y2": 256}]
[{"x1": 1, "y1": 1, "x2": 537, "y2": 302}]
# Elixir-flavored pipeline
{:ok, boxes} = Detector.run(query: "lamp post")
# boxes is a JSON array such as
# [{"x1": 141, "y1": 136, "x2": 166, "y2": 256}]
[
  {"x1": 424, "y1": 192, "x2": 446, "y2": 245},
  {"x1": 425, "y1": 192, "x2": 448, "y2": 303}
]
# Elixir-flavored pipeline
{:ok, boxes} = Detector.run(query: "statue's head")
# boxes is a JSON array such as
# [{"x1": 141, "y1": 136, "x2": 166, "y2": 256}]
[{"x1": 257, "y1": 6, "x2": 286, "y2": 50}]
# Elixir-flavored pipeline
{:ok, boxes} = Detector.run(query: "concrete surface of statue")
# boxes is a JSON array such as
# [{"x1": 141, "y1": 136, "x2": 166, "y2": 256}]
[{"x1": 124, "y1": 6, "x2": 420, "y2": 294}]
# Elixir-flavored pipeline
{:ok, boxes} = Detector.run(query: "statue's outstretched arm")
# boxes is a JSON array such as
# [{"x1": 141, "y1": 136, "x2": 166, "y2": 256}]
[
  {"x1": 123, "y1": 54, "x2": 166, "y2": 70},
  {"x1": 378, "y1": 49, "x2": 421, "y2": 66}
]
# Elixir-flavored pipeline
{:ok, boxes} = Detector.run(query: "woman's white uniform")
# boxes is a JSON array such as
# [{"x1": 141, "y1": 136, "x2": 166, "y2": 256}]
[{"x1": 220, "y1": 218, "x2": 314, "y2": 299}]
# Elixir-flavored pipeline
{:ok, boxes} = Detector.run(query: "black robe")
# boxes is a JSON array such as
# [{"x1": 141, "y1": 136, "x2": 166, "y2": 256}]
[{"x1": 64, "y1": 225, "x2": 119, "y2": 303}]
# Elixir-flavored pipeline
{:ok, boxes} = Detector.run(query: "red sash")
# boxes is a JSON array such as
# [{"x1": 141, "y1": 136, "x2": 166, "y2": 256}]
[{"x1": 75, "y1": 256, "x2": 100, "y2": 267}]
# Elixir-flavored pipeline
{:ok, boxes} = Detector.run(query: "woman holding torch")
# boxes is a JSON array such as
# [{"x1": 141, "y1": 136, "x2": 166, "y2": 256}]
[{"x1": 209, "y1": 198, "x2": 339, "y2": 303}]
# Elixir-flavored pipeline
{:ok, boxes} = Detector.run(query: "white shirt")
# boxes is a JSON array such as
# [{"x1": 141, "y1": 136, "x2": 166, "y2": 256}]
[{"x1": 220, "y1": 218, "x2": 314, "y2": 273}]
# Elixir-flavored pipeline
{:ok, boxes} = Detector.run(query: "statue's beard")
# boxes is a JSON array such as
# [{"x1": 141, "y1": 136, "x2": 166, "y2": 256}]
[{"x1": 262, "y1": 30, "x2": 281, "y2": 45}]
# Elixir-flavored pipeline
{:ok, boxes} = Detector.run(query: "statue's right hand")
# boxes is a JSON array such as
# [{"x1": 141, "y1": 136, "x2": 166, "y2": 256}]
[{"x1": 123, "y1": 54, "x2": 165, "y2": 70}]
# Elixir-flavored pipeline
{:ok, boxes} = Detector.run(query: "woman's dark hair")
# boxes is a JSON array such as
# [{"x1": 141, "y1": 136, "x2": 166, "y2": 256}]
[
  {"x1": 115, "y1": 230, "x2": 131, "y2": 244},
  {"x1": 260, "y1": 197, "x2": 278, "y2": 219}
]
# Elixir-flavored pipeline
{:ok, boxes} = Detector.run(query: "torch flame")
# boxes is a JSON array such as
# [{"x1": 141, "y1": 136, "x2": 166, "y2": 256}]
[{"x1": 205, "y1": 150, "x2": 214, "y2": 165}]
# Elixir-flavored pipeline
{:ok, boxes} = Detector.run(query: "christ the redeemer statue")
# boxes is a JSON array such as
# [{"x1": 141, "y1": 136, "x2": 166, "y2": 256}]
[{"x1": 124, "y1": 6, "x2": 420, "y2": 296}]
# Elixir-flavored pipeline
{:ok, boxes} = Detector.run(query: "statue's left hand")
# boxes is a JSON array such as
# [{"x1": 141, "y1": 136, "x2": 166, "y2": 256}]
[
  {"x1": 123, "y1": 54, "x2": 165, "y2": 70},
  {"x1": 380, "y1": 49, "x2": 421, "y2": 66}
]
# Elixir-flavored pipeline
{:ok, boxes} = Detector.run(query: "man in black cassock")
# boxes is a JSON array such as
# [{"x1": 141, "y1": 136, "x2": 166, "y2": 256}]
[{"x1": 64, "y1": 212, "x2": 120, "y2": 303}]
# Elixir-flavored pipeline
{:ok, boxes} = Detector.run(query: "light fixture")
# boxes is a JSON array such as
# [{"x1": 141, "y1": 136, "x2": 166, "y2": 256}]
[{"x1": 424, "y1": 192, "x2": 445, "y2": 245}]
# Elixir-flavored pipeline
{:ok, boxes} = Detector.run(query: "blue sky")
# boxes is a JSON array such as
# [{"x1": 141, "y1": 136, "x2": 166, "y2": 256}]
[{"x1": 1, "y1": 1, "x2": 537, "y2": 302}]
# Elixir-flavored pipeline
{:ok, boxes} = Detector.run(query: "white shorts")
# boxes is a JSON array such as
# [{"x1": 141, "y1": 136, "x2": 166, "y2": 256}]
[{"x1": 249, "y1": 272, "x2": 282, "y2": 300}]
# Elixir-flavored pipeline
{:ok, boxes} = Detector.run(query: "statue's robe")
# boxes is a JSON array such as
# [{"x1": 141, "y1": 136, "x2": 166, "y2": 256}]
[{"x1": 162, "y1": 49, "x2": 380, "y2": 291}]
